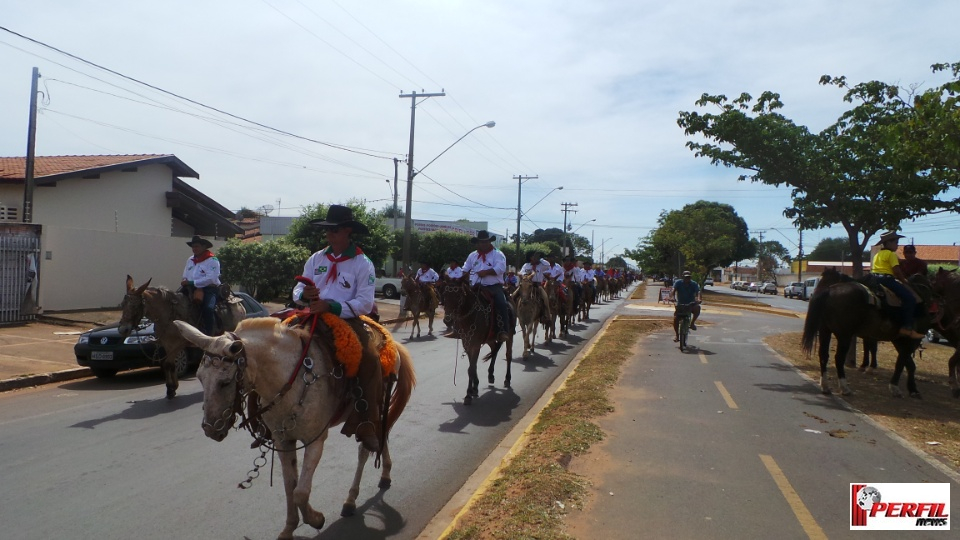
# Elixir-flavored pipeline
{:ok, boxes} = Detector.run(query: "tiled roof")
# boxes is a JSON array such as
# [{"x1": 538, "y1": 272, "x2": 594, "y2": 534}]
[
  {"x1": 901, "y1": 245, "x2": 960, "y2": 263},
  {"x1": 0, "y1": 155, "x2": 197, "y2": 181}
]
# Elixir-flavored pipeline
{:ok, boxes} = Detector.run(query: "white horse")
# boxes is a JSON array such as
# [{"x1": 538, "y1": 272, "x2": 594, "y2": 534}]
[
  {"x1": 515, "y1": 274, "x2": 543, "y2": 358},
  {"x1": 174, "y1": 318, "x2": 416, "y2": 540}
]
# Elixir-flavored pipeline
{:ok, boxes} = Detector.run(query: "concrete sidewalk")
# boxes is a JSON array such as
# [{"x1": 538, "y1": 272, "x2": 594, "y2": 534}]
[{"x1": 0, "y1": 298, "x2": 409, "y2": 393}]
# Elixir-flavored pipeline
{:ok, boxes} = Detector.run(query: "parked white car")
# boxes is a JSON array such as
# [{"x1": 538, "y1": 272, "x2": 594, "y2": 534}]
[
  {"x1": 746, "y1": 282, "x2": 760, "y2": 292},
  {"x1": 783, "y1": 281, "x2": 804, "y2": 298},
  {"x1": 375, "y1": 276, "x2": 402, "y2": 299},
  {"x1": 761, "y1": 282, "x2": 778, "y2": 295}
]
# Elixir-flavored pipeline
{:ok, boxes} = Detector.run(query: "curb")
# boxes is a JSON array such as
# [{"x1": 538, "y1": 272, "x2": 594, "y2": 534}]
[{"x1": 0, "y1": 316, "x2": 412, "y2": 394}]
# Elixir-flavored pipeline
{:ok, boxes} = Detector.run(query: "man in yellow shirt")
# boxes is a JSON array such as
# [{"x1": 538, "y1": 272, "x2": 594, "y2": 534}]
[{"x1": 872, "y1": 231, "x2": 925, "y2": 339}]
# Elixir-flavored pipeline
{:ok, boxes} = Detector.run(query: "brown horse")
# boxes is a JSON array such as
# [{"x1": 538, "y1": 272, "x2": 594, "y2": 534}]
[
  {"x1": 515, "y1": 274, "x2": 543, "y2": 358},
  {"x1": 801, "y1": 268, "x2": 930, "y2": 397},
  {"x1": 930, "y1": 268, "x2": 960, "y2": 397},
  {"x1": 400, "y1": 276, "x2": 437, "y2": 339},
  {"x1": 119, "y1": 275, "x2": 245, "y2": 399},
  {"x1": 580, "y1": 278, "x2": 595, "y2": 321},
  {"x1": 173, "y1": 318, "x2": 415, "y2": 540},
  {"x1": 438, "y1": 276, "x2": 515, "y2": 405},
  {"x1": 558, "y1": 277, "x2": 577, "y2": 337},
  {"x1": 542, "y1": 278, "x2": 559, "y2": 343}
]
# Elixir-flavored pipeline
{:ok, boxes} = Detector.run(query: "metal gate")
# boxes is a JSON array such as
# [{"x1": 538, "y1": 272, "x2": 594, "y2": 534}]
[{"x1": 0, "y1": 224, "x2": 41, "y2": 324}]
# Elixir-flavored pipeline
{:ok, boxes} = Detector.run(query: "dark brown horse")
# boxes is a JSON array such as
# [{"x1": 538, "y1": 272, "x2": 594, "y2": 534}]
[
  {"x1": 119, "y1": 275, "x2": 245, "y2": 399},
  {"x1": 801, "y1": 268, "x2": 930, "y2": 398},
  {"x1": 437, "y1": 276, "x2": 515, "y2": 405},
  {"x1": 930, "y1": 268, "x2": 960, "y2": 398}
]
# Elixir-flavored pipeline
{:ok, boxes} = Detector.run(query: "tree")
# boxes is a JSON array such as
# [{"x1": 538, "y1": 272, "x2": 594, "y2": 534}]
[
  {"x1": 286, "y1": 200, "x2": 393, "y2": 270},
  {"x1": 678, "y1": 62, "x2": 960, "y2": 276},
  {"x1": 753, "y1": 239, "x2": 790, "y2": 283},
  {"x1": 417, "y1": 231, "x2": 473, "y2": 270},
  {"x1": 807, "y1": 237, "x2": 857, "y2": 261},
  {"x1": 624, "y1": 201, "x2": 754, "y2": 277},
  {"x1": 606, "y1": 255, "x2": 629, "y2": 269},
  {"x1": 235, "y1": 207, "x2": 260, "y2": 219},
  {"x1": 217, "y1": 239, "x2": 310, "y2": 302}
]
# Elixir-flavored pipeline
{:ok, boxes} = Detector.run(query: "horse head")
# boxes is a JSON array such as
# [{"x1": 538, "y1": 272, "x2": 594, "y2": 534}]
[
  {"x1": 932, "y1": 267, "x2": 958, "y2": 296},
  {"x1": 119, "y1": 275, "x2": 152, "y2": 337},
  {"x1": 174, "y1": 320, "x2": 244, "y2": 441},
  {"x1": 439, "y1": 275, "x2": 472, "y2": 316}
]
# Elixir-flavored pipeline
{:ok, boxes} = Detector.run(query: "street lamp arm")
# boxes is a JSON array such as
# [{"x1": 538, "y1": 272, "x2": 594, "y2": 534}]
[
  {"x1": 413, "y1": 121, "x2": 495, "y2": 177},
  {"x1": 524, "y1": 186, "x2": 563, "y2": 215}
]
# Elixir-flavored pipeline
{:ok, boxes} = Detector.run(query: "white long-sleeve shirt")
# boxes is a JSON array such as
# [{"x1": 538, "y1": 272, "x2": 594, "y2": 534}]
[
  {"x1": 415, "y1": 268, "x2": 440, "y2": 283},
  {"x1": 546, "y1": 262, "x2": 564, "y2": 281},
  {"x1": 182, "y1": 254, "x2": 221, "y2": 288},
  {"x1": 445, "y1": 266, "x2": 464, "y2": 279},
  {"x1": 519, "y1": 259, "x2": 551, "y2": 283},
  {"x1": 291, "y1": 244, "x2": 375, "y2": 319},
  {"x1": 464, "y1": 248, "x2": 506, "y2": 286}
]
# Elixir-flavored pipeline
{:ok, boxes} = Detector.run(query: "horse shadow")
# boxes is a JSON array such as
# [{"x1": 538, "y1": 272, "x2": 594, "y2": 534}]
[
  {"x1": 401, "y1": 333, "x2": 438, "y2": 343},
  {"x1": 520, "y1": 350, "x2": 559, "y2": 372},
  {"x1": 69, "y1": 390, "x2": 203, "y2": 430},
  {"x1": 753, "y1": 382, "x2": 851, "y2": 412},
  {"x1": 61, "y1": 368, "x2": 185, "y2": 392},
  {"x1": 438, "y1": 387, "x2": 522, "y2": 433},
  {"x1": 310, "y1": 489, "x2": 406, "y2": 540}
]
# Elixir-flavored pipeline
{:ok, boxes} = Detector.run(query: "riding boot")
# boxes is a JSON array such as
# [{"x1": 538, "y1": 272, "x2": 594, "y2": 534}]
[{"x1": 339, "y1": 319, "x2": 383, "y2": 453}]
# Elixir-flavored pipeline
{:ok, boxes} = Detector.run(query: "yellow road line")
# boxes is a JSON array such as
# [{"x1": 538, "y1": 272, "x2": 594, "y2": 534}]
[
  {"x1": 714, "y1": 380, "x2": 738, "y2": 409},
  {"x1": 759, "y1": 454, "x2": 827, "y2": 539},
  {"x1": 699, "y1": 352, "x2": 708, "y2": 364}
]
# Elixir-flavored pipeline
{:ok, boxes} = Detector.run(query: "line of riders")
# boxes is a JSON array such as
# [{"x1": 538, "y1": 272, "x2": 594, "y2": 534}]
[
  {"x1": 399, "y1": 246, "x2": 634, "y2": 338},
  {"x1": 176, "y1": 207, "x2": 637, "y2": 461}
]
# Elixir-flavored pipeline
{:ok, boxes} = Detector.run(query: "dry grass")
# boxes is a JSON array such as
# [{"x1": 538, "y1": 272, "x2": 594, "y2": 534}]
[
  {"x1": 443, "y1": 317, "x2": 671, "y2": 540},
  {"x1": 766, "y1": 332, "x2": 960, "y2": 469}
]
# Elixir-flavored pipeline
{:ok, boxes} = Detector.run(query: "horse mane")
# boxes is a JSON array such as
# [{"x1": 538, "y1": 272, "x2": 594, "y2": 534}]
[{"x1": 237, "y1": 316, "x2": 311, "y2": 341}]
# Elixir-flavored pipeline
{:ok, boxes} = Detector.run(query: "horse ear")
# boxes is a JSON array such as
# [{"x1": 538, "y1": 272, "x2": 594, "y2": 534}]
[
  {"x1": 126, "y1": 275, "x2": 134, "y2": 293},
  {"x1": 135, "y1": 279, "x2": 152, "y2": 295}
]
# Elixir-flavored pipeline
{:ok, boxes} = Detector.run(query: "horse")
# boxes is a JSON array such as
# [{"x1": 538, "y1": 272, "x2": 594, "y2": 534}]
[
  {"x1": 119, "y1": 275, "x2": 245, "y2": 399},
  {"x1": 558, "y1": 276, "x2": 577, "y2": 337},
  {"x1": 515, "y1": 274, "x2": 543, "y2": 358},
  {"x1": 580, "y1": 278, "x2": 595, "y2": 321},
  {"x1": 930, "y1": 268, "x2": 960, "y2": 397},
  {"x1": 858, "y1": 338, "x2": 879, "y2": 372},
  {"x1": 542, "y1": 278, "x2": 559, "y2": 343},
  {"x1": 400, "y1": 275, "x2": 437, "y2": 339},
  {"x1": 173, "y1": 317, "x2": 415, "y2": 540},
  {"x1": 801, "y1": 268, "x2": 931, "y2": 397},
  {"x1": 437, "y1": 276, "x2": 515, "y2": 405}
]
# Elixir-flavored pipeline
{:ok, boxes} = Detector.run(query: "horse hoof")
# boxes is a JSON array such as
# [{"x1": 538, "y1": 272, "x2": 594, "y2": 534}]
[
  {"x1": 165, "y1": 388, "x2": 176, "y2": 400},
  {"x1": 910, "y1": 392, "x2": 922, "y2": 399},
  {"x1": 857, "y1": 366, "x2": 866, "y2": 373},
  {"x1": 488, "y1": 375, "x2": 495, "y2": 384},
  {"x1": 820, "y1": 388, "x2": 832, "y2": 395},
  {"x1": 889, "y1": 385, "x2": 903, "y2": 398},
  {"x1": 464, "y1": 395, "x2": 473, "y2": 406},
  {"x1": 340, "y1": 503, "x2": 355, "y2": 517},
  {"x1": 505, "y1": 381, "x2": 511, "y2": 389},
  {"x1": 378, "y1": 477, "x2": 392, "y2": 490}
]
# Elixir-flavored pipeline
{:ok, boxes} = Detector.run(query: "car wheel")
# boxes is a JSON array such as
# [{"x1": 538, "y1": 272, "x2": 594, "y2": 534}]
[
  {"x1": 173, "y1": 349, "x2": 193, "y2": 378},
  {"x1": 383, "y1": 284, "x2": 398, "y2": 299},
  {"x1": 91, "y1": 368, "x2": 118, "y2": 379}
]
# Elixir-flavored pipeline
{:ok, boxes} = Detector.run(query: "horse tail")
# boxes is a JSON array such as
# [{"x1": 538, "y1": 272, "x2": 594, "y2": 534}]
[
  {"x1": 386, "y1": 343, "x2": 416, "y2": 432},
  {"x1": 482, "y1": 340, "x2": 503, "y2": 363},
  {"x1": 801, "y1": 290, "x2": 829, "y2": 355}
]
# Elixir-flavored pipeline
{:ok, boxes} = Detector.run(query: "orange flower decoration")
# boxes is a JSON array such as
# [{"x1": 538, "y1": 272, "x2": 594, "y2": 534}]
[
  {"x1": 361, "y1": 315, "x2": 398, "y2": 377},
  {"x1": 320, "y1": 312, "x2": 362, "y2": 378}
]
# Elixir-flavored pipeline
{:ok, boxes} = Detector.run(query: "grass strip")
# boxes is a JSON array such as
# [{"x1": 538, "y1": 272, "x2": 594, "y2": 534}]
[{"x1": 443, "y1": 315, "x2": 670, "y2": 540}]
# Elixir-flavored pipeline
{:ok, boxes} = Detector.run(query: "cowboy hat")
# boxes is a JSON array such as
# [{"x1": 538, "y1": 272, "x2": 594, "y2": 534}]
[
  {"x1": 469, "y1": 230, "x2": 496, "y2": 243},
  {"x1": 682, "y1": 270, "x2": 692, "y2": 276},
  {"x1": 186, "y1": 235, "x2": 213, "y2": 249},
  {"x1": 875, "y1": 231, "x2": 905, "y2": 246},
  {"x1": 309, "y1": 204, "x2": 369, "y2": 235}
]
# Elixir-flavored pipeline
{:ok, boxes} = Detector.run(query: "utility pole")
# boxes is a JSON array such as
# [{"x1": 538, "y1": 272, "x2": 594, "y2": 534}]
[
  {"x1": 796, "y1": 229, "x2": 803, "y2": 283},
  {"x1": 399, "y1": 90, "x2": 445, "y2": 273},
  {"x1": 754, "y1": 230, "x2": 766, "y2": 284},
  {"x1": 392, "y1": 157, "x2": 399, "y2": 276},
  {"x1": 561, "y1": 202, "x2": 578, "y2": 257},
  {"x1": 22, "y1": 67, "x2": 40, "y2": 223},
  {"x1": 514, "y1": 174, "x2": 538, "y2": 270}
]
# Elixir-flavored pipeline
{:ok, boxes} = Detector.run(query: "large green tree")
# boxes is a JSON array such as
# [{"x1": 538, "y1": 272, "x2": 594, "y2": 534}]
[
  {"x1": 286, "y1": 199, "x2": 393, "y2": 269},
  {"x1": 678, "y1": 62, "x2": 960, "y2": 276},
  {"x1": 217, "y1": 239, "x2": 310, "y2": 302},
  {"x1": 417, "y1": 231, "x2": 473, "y2": 270},
  {"x1": 625, "y1": 201, "x2": 754, "y2": 277},
  {"x1": 807, "y1": 237, "x2": 857, "y2": 262}
]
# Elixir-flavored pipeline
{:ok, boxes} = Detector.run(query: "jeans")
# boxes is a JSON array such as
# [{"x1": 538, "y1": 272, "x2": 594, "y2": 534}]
[
  {"x1": 481, "y1": 284, "x2": 510, "y2": 334},
  {"x1": 875, "y1": 274, "x2": 916, "y2": 329},
  {"x1": 200, "y1": 285, "x2": 218, "y2": 335}
]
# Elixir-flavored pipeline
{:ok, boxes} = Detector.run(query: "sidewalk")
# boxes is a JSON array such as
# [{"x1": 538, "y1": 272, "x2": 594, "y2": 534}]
[{"x1": 0, "y1": 298, "x2": 408, "y2": 393}]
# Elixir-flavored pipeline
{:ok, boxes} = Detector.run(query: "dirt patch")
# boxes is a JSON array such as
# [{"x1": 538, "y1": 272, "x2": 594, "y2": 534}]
[
  {"x1": 443, "y1": 317, "x2": 671, "y2": 540},
  {"x1": 766, "y1": 332, "x2": 960, "y2": 469}
]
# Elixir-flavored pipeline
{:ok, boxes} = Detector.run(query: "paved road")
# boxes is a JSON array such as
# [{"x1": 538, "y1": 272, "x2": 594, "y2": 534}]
[{"x1": 0, "y1": 292, "x2": 628, "y2": 540}]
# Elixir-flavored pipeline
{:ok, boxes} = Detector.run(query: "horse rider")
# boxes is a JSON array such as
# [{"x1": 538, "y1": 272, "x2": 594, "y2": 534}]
[
  {"x1": 463, "y1": 230, "x2": 511, "y2": 342},
  {"x1": 291, "y1": 204, "x2": 383, "y2": 452},
  {"x1": 900, "y1": 244, "x2": 929, "y2": 278},
  {"x1": 545, "y1": 253, "x2": 564, "y2": 282},
  {"x1": 415, "y1": 260, "x2": 440, "y2": 306},
  {"x1": 872, "y1": 231, "x2": 925, "y2": 339},
  {"x1": 516, "y1": 251, "x2": 552, "y2": 319},
  {"x1": 181, "y1": 235, "x2": 220, "y2": 336},
  {"x1": 670, "y1": 270, "x2": 702, "y2": 342},
  {"x1": 444, "y1": 258, "x2": 464, "y2": 280},
  {"x1": 562, "y1": 256, "x2": 583, "y2": 308},
  {"x1": 581, "y1": 260, "x2": 599, "y2": 300}
]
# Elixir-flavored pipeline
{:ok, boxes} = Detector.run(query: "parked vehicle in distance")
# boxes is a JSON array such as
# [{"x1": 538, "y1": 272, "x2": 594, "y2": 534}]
[
  {"x1": 761, "y1": 282, "x2": 778, "y2": 294},
  {"x1": 376, "y1": 276, "x2": 402, "y2": 299},
  {"x1": 731, "y1": 281, "x2": 743, "y2": 290},
  {"x1": 746, "y1": 282, "x2": 760, "y2": 292},
  {"x1": 74, "y1": 292, "x2": 270, "y2": 379},
  {"x1": 801, "y1": 277, "x2": 820, "y2": 300},
  {"x1": 704, "y1": 277, "x2": 714, "y2": 286},
  {"x1": 783, "y1": 281, "x2": 804, "y2": 298}
]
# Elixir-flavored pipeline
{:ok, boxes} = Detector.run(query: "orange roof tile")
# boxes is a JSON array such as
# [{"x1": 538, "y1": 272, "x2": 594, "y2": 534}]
[{"x1": 0, "y1": 155, "x2": 197, "y2": 181}]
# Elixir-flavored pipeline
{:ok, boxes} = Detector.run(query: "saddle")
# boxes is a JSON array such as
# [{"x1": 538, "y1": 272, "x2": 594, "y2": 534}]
[{"x1": 475, "y1": 286, "x2": 516, "y2": 341}]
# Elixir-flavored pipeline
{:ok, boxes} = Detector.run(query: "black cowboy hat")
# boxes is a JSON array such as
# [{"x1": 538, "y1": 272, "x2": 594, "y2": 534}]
[
  {"x1": 186, "y1": 235, "x2": 213, "y2": 249},
  {"x1": 470, "y1": 230, "x2": 496, "y2": 243},
  {"x1": 875, "y1": 230, "x2": 905, "y2": 246},
  {"x1": 309, "y1": 204, "x2": 370, "y2": 235}
]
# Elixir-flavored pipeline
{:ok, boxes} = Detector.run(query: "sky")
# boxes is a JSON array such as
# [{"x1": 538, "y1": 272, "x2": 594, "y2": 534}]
[{"x1": 2, "y1": 0, "x2": 959, "y2": 266}]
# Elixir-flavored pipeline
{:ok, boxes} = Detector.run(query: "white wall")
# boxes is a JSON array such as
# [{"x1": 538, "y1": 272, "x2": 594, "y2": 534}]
[{"x1": 38, "y1": 226, "x2": 227, "y2": 311}]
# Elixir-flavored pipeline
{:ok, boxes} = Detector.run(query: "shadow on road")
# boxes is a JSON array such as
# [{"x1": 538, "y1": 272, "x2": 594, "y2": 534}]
[
  {"x1": 314, "y1": 489, "x2": 406, "y2": 540},
  {"x1": 69, "y1": 390, "x2": 203, "y2": 429},
  {"x1": 437, "y1": 387, "x2": 521, "y2": 433}
]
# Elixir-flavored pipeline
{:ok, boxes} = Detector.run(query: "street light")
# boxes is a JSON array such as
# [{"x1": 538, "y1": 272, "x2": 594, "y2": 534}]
[
  {"x1": 599, "y1": 237, "x2": 613, "y2": 265},
  {"x1": 402, "y1": 121, "x2": 496, "y2": 271},
  {"x1": 567, "y1": 219, "x2": 596, "y2": 257},
  {"x1": 516, "y1": 185, "x2": 562, "y2": 268}
]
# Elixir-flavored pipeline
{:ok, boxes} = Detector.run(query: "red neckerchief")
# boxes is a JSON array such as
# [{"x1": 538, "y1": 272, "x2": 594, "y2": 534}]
[
  {"x1": 324, "y1": 244, "x2": 363, "y2": 284},
  {"x1": 478, "y1": 246, "x2": 493, "y2": 263},
  {"x1": 192, "y1": 250, "x2": 214, "y2": 263}
]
